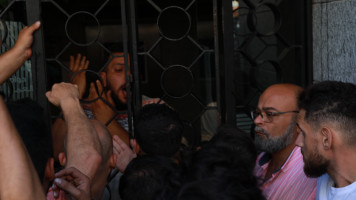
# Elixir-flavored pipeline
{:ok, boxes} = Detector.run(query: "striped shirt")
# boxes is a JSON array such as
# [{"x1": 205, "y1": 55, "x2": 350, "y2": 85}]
[{"x1": 254, "y1": 146, "x2": 317, "y2": 200}]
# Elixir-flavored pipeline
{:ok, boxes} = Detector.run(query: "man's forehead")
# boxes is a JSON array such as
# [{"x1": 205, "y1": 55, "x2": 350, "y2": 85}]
[{"x1": 258, "y1": 92, "x2": 297, "y2": 111}]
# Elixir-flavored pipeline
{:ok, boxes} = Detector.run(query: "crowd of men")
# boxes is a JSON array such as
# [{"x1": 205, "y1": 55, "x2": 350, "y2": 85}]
[{"x1": 1, "y1": 21, "x2": 356, "y2": 200}]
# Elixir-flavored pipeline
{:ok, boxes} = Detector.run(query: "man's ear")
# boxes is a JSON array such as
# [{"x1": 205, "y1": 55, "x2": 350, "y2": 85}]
[
  {"x1": 109, "y1": 153, "x2": 116, "y2": 169},
  {"x1": 99, "y1": 72, "x2": 107, "y2": 87},
  {"x1": 44, "y1": 157, "x2": 55, "y2": 182},
  {"x1": 130, "y1": 139, "x2": 141, "y2": 154},
  {"x1": 321, "y1": 127, "x2": 333, "y2": 150},
  {"x1": 58, "y1": 152, "x2": 66, "y2": 167}
]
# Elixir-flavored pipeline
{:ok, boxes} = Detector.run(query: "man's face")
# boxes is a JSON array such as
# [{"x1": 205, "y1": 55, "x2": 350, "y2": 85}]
[
  {"x1": 253, "y1": 86, "x2": 298, "y2": 153},
  {"x1": 295, "y1": 110, "x2": 329, "y2": 177},
  {"x1": 254, "y1": 116, "x2": 296, "y2": 153},
  {"x1": 104, "y1": 53, "x2": 131, "y2": 107}
]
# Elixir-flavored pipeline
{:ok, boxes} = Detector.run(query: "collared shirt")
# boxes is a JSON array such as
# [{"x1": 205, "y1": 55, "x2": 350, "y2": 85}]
[{"x1": 254, "y1": 146, "x2": 317, "y2": 200}]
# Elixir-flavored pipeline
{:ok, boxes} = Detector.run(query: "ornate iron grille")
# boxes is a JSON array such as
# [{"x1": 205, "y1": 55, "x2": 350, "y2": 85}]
[{"x1": 0, "y1": 0, "x2": 312, "y2": 146}]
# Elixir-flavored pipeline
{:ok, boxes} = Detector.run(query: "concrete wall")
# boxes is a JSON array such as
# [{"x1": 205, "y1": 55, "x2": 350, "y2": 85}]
[{"x1": 312, "y1": 0, "x2": 356, "y2": 83}]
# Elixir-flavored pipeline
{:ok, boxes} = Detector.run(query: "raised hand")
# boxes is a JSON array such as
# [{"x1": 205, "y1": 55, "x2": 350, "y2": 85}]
[
  {"x1": 0, "y1": 21, "x2": 41, "y2": 85},
  {"x1": 13, "y1": 21, "x2": 41, "y2": 59},
  {"x1": 112, "y1": 135, "x2": 136, "y2": 173},
  {"x1": 88, "y1": 80, "x2": 116, "y2": 125},
  {"x1": 69, "y1": 54, "x2": 89, "y2": 99},
  {"x1": 45, "y1": 82, "x2": 79, "y2": 107}
]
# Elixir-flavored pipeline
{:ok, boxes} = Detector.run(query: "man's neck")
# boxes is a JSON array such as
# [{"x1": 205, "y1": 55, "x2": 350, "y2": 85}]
[
  {"x1": 328, "y1": 147, "x2": 356, "y2": 188},
  {"x1": 264, "y1": 143, "x2": 296, "y2": 181}
]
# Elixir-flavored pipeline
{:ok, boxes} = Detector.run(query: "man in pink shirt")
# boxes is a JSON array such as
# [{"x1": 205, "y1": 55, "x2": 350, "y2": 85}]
[{"x1": 252, "y1": 84, "x2": 317, "y2": 200}]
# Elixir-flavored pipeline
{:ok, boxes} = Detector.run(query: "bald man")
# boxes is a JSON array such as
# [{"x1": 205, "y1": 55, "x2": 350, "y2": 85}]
[{"x1": 252, "y1": 84, "x2": 317, "y2": 200}]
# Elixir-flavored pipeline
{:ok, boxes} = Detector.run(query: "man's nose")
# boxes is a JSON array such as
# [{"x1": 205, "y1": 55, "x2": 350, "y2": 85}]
[
  {"x1": 295, "y1": 131, "x2": 304, "y2": 147},
  {"x1": 254, "y1": 113, "x2": 264, "y2": 125}
]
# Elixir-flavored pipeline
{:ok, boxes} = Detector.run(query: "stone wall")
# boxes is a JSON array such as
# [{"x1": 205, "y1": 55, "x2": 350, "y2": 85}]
[{"x1": 312, "y1": 0, "x2": 356, "y2": 83}]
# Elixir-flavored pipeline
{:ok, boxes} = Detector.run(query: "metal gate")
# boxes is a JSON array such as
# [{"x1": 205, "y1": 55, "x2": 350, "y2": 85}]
[{"x1": 0, "y1": 0, "x2": 312, "y2": 147}]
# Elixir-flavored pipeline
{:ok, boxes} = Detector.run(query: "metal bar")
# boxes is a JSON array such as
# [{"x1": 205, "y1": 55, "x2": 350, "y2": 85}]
[
  {"x1": 305, "y1": 0, "x2": 313, "y2": 86},
  {"x1": 44, "y1": 0, "x2": 70, "y2": 17},
  {"x1": 120, "y1": 0, "x2": 133, "y2": 136},
  {"x1": 221, "y1": 0, "x2": 236, "y2": 126},
  {"x1": 147, "y1": 0, "x2": 162, "y2": 12},
  {"x1": 185, "y1": 0, "x2": 196, "y2": 11},
  {"x1": 94, "y1": 0, "x2": 110, "y2": 16},
  {"x1": 213, "y1": 0, "x2": 222, "y2": 126},
  {"x1": 0, "y1": 0, "x2": 15, "y2": 18},
  {"x1": 128, "y1": 0, "x2": 141, "y2": 123},
  {"x1": 26, "y1": 0, "x2": 51, "y2": 145}
]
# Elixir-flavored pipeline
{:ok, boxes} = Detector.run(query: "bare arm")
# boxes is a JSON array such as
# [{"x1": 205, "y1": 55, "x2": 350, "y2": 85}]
[
  {"x1": 0, "y1": 21, "x2": 41, "y2": 85},
  {"x1": 0, "y1": 96, "x2": 45, "y2": 199},
  {"x1": 46, "y1": 82, "x2": 102, "y2": 179}
]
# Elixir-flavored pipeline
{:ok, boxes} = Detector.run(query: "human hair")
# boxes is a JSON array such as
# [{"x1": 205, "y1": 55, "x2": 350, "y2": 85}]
[
  {"x1": 182, "y1": 125, "x2": 257, "y2": 181},
  {"x1": 179, "y1": 125, "x2": 263, "y2": 200},
  {"x1": 177, "y1": 176, "x2": 265, "y2": 200},
  {"x1": 6, "y1": 98, "x2": 53, "y2": 180},
  {"x1": 206, "y1": 125, "x2": 257, "y2": 173},
  {"x1": 134, "y1": 104, "x2": 183, "y2": 157},
  {"x1": 119, "y1": 155, "x2": 181, "y2": 200},
  {"x1": 298, "y1": 81, "x2": 356, "y2": 145}
]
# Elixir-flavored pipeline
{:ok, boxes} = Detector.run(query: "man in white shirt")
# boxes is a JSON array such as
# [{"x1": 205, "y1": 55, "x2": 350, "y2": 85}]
[{"x1": 296, "y1": 81, "x2": 356, "y2": 200}]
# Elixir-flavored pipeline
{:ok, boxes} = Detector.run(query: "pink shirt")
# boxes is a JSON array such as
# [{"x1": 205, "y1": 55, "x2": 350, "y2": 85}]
[{"x1": 254, "y1": 146, "x2": 317, "y2": 200}]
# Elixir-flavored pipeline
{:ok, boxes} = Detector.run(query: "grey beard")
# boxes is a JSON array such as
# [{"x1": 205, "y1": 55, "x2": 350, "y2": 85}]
[{"x1": 254, "y1": 117, "x2": 296, "y2": 153}]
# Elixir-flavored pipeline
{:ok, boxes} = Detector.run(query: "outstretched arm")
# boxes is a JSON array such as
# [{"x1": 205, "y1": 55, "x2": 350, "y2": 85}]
[
  {"x1": 0, "y1": 21, "x2": 41, "y2": 85},
  {"x1": 0, "y1": 96, "x2": 45, "y2": 199},
  {"x1": 46, "y1": 82, "x2": 102, "y2": 179}
]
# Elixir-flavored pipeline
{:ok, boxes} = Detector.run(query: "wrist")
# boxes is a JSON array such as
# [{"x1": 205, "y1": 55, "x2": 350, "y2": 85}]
[{"x1": 60, "y1": 97, "x2": 82, "y2": 115}]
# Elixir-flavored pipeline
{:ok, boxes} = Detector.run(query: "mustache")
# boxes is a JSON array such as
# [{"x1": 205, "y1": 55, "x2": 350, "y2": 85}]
[{"x1": 254, "y1": 126, "x2": 269, "y2": 137}]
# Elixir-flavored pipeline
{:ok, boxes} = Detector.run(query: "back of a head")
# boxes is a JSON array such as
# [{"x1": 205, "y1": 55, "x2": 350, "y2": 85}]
[
  {"x1": 177, "y1": 177, "x2": 265, "y2": 200},
  {"x1": 119, "y1": 155, "x2": 181, "y2": 200},
  {"x1": 207, "y1": 125, "x2": 257, "y2": 173},
  {"x1": 6, "y1": 98, "x2": 52, "y2": 181},
  {"x1": 134, "y1": 104, "x2": 183, "y2": 157},
  {"x1": 298, "y1": 81, "x2": 356, "y2": 145},
  {"x1": 182, "y1": 125, "x2": 257, "y2": 181}
]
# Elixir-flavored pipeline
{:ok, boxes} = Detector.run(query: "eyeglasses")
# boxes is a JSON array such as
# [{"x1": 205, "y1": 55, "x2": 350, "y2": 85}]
[{"x1": 251, "y1": 110, "x2": 299, "y2": 123}]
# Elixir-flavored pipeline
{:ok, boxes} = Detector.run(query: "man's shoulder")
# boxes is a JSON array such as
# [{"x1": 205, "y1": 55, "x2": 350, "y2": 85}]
[{"x1": 141, "y1": 95, "x2": 164, "y2": 106}]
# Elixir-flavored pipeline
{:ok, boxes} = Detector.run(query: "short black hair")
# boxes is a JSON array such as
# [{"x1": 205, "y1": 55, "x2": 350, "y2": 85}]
[
  {"x1": 181, "y1": 125, "x2": 258, "y2": 182},
  {"x1": 134, "y1": 104, "x2": 183, "y2": 157},
  {"x1": 178, "y1": 125, "x2": 264, "y2": 200},
  {"x1": 177, "y1": 176, "x2": 265, "y2": 200},
  {"x1": 119, "y1": 155, "x2": 181, "y2": 200},
  {"x1": 7, "y1": 98, "x2": 53, "y2": 180},
  {"x1": 299, "y1": 81, "x2": 356, "y2": 145}
]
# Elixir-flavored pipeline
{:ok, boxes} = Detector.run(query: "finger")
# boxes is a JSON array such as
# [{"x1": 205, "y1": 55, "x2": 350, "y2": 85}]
[
  {"x1": 53, "y1": 178, "x2": 81, "y2": 198},
  {"x1": 84, "y1": 60, "x2": 89, "y2": 70},
  {"x1": 74, "y1": 53, "x2": 82, "y2": 71},
  {"x1": 113, "y1": 136, "x2": 125, "y2": 153},
  {"x1": 106, "y1": 90, "x2": 115, "y2": 106},
  {"x1": 88, "y1": 82, "x2": 98, "y2": 100},
  {"x1": 25, "y1": 21, "x2": 41, "y2": 34},
  {"x1": 80, "y1": 56, "x2": 86, "y2": 69},
  {"x1": 113, "y1": 135, "x2": 130, "y2": 151},
  {"x1": 96, "y1": 80, "x2": 103, "y2": 98},
  {"x1": 69, "y1": 55, "x2": 74, "y2": 71}
]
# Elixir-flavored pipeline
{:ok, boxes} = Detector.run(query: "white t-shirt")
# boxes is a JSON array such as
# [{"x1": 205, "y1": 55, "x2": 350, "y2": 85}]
[{"x1": 317, "y1": 173, "x2": 356, "y2": 200}]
